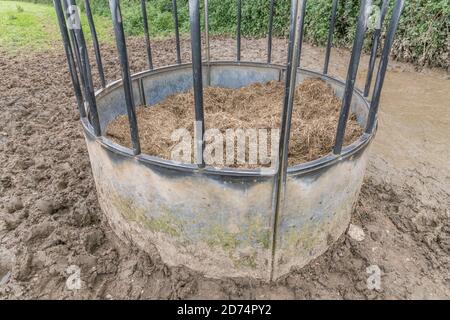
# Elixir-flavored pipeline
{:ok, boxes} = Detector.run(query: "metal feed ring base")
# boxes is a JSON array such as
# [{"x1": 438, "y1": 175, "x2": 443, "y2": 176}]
[{"x1": 82, "y1": 62, "x2": 374, "y2": 280}]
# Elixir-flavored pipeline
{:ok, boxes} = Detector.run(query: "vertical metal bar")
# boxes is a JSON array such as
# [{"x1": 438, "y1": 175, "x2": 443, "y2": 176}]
[
  {"x1": 204, "y1": 0, "x2": 210, "y2": 63},
  {"x1": 172, "y1": 0, "x2": 182, "y2": 64},
  {"x1": 363, "y1": 31, "x2": 380, "y2": 97},
  {"x1": 84, "y1": 0, "x2": 106, "y2": 88},
  {"x1": 66, "y1": 1, "x2": 90, "y2": 94},
  {"x1": 68, "y1": 29, "x2": 82, "y2": 78},
  {"x1": 109, "y1": 0, "x2": 141, "y2": 155},
  {"x1": 204, "y1": 0, "x2": 211, "y2": 85},
  {"x1": 295, "y1": 0, "x2": 306, "y2": 63},
  {"x1": 333, "y1": 0, "x2": 371, "y2": 155},
  {"x1": 69, "y1": 0, "x2": 94, "y2": 90},
  {"x1": 366, "y1": 0, "x2": 405, "y2": 133},
  {"x1": 54, "y1": 0, "x2": 85, "y2": 118},
  {"x1": 323, "y1": 0, "x2": 338, "y2": 75},
  {"x1": 267, "y1": 0, "x2": 275, "y2": 63},
  {"x1": 63, "y1": 0, "x2": 86, "y2": 120},
  {"x1": 138, "y1": 78, "x2": 147, "y2": 106},
  {"x1": 141, "y1": 0, "x2": 154, "y2": 70},
  {"x1": 66, "y1": 0, "x2": 101, "y2": 136},
  {"x1": 63, "y1": 0, "x2": 82, "y2": 82},
  {"x1": 271, "y1": 0, "x2": 307, "y2": 282},
  {"x1": 363, "y1": 0, "x2": 389, "y2": 97},
  {"x1": 188, "y1": 0, "x2": 205, "y2": 167},
  {"x1": 236, "y1": 0, "x2": 241, "y2": 61}
]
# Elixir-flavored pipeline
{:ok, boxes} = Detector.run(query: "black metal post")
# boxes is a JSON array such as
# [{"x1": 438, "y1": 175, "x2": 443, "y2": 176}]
[
  {"x1": 66, "y1": 0, "x2": 101, "y2": 136},
  {"x1": 109, "y1": 0, "x2": 141, "y2": 155},
  {"x1": 141, "y1": 0, "x2": 154, "y2": 70},
  {"x1": 172, "y1": 0, "x2": 182, "y2": 64},
  {"x1": 188, "y1": 0, "x2": 205, "y2": 167},
  {"x1": 271, "y1": 0, "x2": 307, "y2": 281},
  {"x1": 204, "y1": 0, "x2": 210, "y2": 63},
  {"x1": 69, "y1": 1, "x2": 94, "y2": 90},
  {"x1": 323, "y1": 0, "x2": 339, "y2": 75},
  {"x1": 366, "y1": 0, "x2": 405, "y2": 134},
  {"x1": 84, "y1": 0, "x2": 106, "y2": 88},
  {"x1": 295, "y1": 0, "x2": 306, "y2": 63},
  {"x1": 236, "y1": 0, "x2": 241, "y2": 61},
  {"x1": 333, "y1": 0, "x2": 371, "y2": 155},
  {"x1": 54, "y1": 0, "x2": 85, "y2": 118},
  {"x1": 267, "y1": 0, "x2": 275, "y2": 63},
  {"x1": 63, "y1": 0, "x2": 82, "y2": 82},
  {"x1": 363, "y1": 0, "x2": 389, "y2": 97},
  {"x1": 204, "y1": 0, "x2": 211, "y2": 85}
]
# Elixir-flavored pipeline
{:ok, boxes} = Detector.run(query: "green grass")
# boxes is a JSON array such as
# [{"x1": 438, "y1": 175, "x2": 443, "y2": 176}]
[{"x1": 0, "y1": 0, "x2": 113, "y2": 52}]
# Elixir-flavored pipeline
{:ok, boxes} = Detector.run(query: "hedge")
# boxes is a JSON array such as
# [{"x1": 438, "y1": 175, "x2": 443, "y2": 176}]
[{"x1": 16, "y1": 0, "x2": 450, "y2": 69}]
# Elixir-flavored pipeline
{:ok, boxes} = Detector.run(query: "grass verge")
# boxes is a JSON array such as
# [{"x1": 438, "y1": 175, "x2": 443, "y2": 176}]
[{"x1": 0, "y1": 0, "x2": 113, "y2": 52}]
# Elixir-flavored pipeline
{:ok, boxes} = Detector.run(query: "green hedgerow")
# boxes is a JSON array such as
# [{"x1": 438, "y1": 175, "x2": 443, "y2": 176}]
[{"x1": 13, "y1": 0, "x2": 450, "y2": 69}]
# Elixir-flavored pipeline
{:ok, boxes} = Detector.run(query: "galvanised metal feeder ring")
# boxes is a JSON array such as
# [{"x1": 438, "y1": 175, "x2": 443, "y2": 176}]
[
  {"x1": 53, "y1": 0, "x2": 405, "y2": 280},
  {"x1": 82, "y1": 62, "x2": 374, "y2": 280}
]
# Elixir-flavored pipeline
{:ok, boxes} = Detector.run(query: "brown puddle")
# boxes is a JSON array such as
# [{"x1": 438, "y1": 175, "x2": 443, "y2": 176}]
[
  {"x1": 306, "y1": 44, "x2": 450, "y2": 176},
  {"x1": 369, "y1": 70, "x2": 450, "y2": 173}
]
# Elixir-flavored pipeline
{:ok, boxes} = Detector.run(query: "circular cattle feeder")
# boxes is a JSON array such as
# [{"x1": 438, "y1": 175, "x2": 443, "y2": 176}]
[{"x1": 54, "y1": 0, "x2": 405, "y2": 280}]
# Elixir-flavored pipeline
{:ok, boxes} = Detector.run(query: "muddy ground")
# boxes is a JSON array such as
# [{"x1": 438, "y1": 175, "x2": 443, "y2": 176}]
[{"x1": 0, "y1": 37, "x2": 449, "y2": 299}]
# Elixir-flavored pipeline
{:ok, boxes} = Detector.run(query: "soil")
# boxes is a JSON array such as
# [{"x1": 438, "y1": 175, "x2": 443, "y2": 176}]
[
  {"x1": 0, "y1": 36, "x2": 449, "y2": 299},
  {"x1": 106, "y1": 79, "x2": 362, "y2": 167}
]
